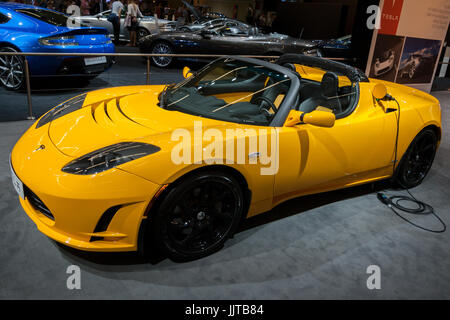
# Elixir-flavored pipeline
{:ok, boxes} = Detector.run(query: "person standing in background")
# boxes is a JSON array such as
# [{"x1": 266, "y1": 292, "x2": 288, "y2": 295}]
[
  {"x1": 90, "y1": 0, "x2": 100, "y2": 15},
  {"x1": 232, "y1": 4, "x2": 238, "y2": 19},
  {"x1": 246, "y1": 4, "x2": 254, "y2": 25},
  {"x1": 155, "y1": 2, "x2": 162, "y2": 18},
  {"x1": 46, "y1": 0, "x2": 56, "y2": 10},
  {"x1": 126, "y1": 0, "x2": 143, "y2": 47},
  {"x1": 182, "y1": 4, "x2": 189, "y2": 24},
  {"x1": 271, "y1": 12, "x2": 281, "y2": 34},
  {"x1": 140, "y1": 1, "x2": 151, "y2": 16},
  {"x1": 80, "y1": 0, "x2": 90, "y2": 15},
  {"x1": 258, "y1": 13, "x2": 266, "y2": 28},
  {"x1": 110, "y1": 0, "x2": 124, "y2": 45}
]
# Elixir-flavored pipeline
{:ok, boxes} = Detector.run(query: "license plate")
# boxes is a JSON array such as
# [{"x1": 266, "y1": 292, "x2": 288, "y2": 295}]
[
  {"x1": 10, "y1": 159, "x2": 24, "y2": 200},
  {"x1": 84, "y1": 56, "x2": 107, "y2": 66}
]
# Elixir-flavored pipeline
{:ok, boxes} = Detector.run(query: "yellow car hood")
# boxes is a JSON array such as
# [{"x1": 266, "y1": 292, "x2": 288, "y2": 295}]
[{"x1": 48, "y1": 85, "x2": 236, "y2": 157}]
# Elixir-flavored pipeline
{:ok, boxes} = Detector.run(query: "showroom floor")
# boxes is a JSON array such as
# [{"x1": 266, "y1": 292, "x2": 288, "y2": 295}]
[{"x1": 0, "y1": 91, "x2": 449, "y2": 299}]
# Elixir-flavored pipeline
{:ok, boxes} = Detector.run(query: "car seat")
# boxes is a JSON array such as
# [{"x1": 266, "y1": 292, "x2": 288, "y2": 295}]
[{"x1": 298, "y1": 72, "x2": 342, "y2": 114}]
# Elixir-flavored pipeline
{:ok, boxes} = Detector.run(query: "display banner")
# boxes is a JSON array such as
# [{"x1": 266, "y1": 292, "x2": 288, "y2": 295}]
[{"x1": 365, "y1": 0, "x2": 450, "y2": 92}]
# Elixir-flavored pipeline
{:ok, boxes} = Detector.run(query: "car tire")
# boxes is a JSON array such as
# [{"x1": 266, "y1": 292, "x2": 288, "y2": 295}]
[
  {"x1": 0, "y1": 47, "x2": 26, "y2": 91},
  {"x1": 151, "y1": 41, "x2": 174, "y2": 68},
  {"x1": 151, "y1": 171, "x2": 245, "y2": 261},
  {"x1": 394, "y1": 128, "x2": 438, "y2": 189}
]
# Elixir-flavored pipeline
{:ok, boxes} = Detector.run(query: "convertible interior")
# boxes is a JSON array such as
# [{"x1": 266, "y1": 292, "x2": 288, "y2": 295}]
[{"x1": 162, "y1": 59, "x2": 358, "y2": 126}]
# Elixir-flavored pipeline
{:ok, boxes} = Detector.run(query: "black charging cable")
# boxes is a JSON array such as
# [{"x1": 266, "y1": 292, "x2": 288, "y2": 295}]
[{"x1": 376, "y1": 94, "x2": 446, "y2": 233}]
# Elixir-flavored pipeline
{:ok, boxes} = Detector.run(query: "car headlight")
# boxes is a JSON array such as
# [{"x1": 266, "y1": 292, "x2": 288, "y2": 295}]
[
  {"x1": 39, "y1": 35, "x2": 79, "y2": 46},
  {"x1": 36, "y1": 93, "x2": 87, "y2": 128},
  {"x1": 61, "y1": 142, "x2": 160, "y2": 175}
]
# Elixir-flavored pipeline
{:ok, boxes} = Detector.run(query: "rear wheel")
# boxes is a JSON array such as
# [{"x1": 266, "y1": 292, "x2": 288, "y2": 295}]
[
  {"x1": 151, "y1": 172, "x2": 244, "y2": 261},
  {"x1": 151, "y1": 42, "x2": 174, "y2": 68},
  {"x1": 395, "y1": 128, "x2": 438, "y2": 188},
  {"x1": 0, "y1": 47, "x2": 25, "y2": 90}
]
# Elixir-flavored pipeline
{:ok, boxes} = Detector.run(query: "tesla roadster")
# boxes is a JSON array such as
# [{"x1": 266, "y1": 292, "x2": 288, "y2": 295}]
[
  {"x1": 11, "y1": 54, "x2": 442, "y2": 261},
  {"x1": 373, "y1": 49, "x2": 396, "y2": 77}
]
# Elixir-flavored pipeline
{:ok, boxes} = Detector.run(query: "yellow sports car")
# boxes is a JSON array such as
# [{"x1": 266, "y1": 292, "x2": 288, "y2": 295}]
[{"x1": 10, "y1": 54, "x2": 442, "y2": 261}]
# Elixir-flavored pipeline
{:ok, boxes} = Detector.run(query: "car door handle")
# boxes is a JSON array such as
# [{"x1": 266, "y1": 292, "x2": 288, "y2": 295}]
[{"x1": 385, "y1": 108, "x2": 398, "y2": 113}]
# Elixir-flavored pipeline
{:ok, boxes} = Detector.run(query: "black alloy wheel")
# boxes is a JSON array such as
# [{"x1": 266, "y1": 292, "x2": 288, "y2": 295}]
[
  {"x1": 152, "y1": 172, "x2": 244, "y2": 261},
  {"x1": 395, "y1": 128, "x2": 438, "y2": 189}
]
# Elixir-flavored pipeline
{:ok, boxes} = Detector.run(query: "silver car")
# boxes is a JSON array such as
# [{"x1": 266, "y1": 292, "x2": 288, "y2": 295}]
[
  {"x1": 74, "y1": 10, "x2": 173, "y2": 42},
  {"x1": 178, "y1": 18, "x2": 249, "y2": 32}
]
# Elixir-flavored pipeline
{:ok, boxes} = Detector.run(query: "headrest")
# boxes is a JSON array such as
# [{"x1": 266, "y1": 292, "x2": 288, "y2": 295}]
[
  {"x1": 282, "y1": 63, "x2": 296, "y2": 72},
  {"x1": 321, "y1": 72, "x2": 339, "y2": 98},
  {"x1": 282, "y1": 63, "x2": 301, "y2": 80}
]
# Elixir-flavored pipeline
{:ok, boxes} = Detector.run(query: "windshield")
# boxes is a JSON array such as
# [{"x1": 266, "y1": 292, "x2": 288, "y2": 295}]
[
  {"x1": 159, "y1": 58, "x2": 292, "y2": 126},
  {"x1": 16, "y1": 8, "x2": 73, "y2": 27},
  {"x1": 220, "y1": 25, "x2": 250, "y2": 36}
]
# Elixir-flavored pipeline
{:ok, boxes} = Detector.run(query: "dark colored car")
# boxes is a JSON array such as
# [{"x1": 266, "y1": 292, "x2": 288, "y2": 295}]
[
  {"x1": 314, "y1": 35, "x2": 352, "y2": 59},
  {"x1": 139, "y1": 24, "x2": 319, "y2": 68},
  {"x1": 177, "y1": 18, "x2": 249, "y2": 32}
]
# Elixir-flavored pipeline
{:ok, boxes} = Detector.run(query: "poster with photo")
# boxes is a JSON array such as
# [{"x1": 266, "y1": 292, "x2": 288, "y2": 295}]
[
  {"x1": 368, "y1": 34, "x2": 404, "y2": 82},
  {"x1": 365, "y1": 0, "x2": 450, "y2": 92},
  {"x1": 396, "y1": 37, "x2": 442, "y2": 84}
]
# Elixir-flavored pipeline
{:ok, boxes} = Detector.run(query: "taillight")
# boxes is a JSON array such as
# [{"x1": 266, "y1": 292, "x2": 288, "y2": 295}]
[{"x1": 39, "y1": 35, "x2": 79, "y2": 46}]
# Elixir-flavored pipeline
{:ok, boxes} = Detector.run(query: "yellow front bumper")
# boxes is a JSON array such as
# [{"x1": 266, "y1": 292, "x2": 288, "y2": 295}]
[{"x1": 11, "y1": 124, "x2": 162, "y2": 252}]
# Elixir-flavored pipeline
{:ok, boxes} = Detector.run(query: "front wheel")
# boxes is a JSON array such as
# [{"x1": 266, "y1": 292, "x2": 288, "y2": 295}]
[
  {"x1": 395, "y1": 128, "x2": 438, "y2": 188},
  {"x1": 0, "y1": 47, "x2": 25, "y2": 90},
  {"x1": 151, "y1": 172, "x2": 245, "y2": 261},
  {"x1": 151, "y1": 42, "x2": 174, "y2": 68}
]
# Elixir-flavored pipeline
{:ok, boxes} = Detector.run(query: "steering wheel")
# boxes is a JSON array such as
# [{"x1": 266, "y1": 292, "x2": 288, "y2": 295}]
[{"x1": 254, "y1": 96, "x2": 278, "y2": 116}]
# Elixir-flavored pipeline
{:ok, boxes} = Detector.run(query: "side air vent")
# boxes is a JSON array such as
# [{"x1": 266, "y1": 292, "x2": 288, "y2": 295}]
[
  {"x1": 90, "y1": 205, "x2": 122, "y2": 242},
  {"x1": 24, "y1": 186, "x2": 55, "y2": 220}
]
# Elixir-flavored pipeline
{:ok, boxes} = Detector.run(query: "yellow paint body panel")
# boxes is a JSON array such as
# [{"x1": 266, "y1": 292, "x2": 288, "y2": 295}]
[{"x1": 11, "y1": 70, "x2": 442, "y2": 252}]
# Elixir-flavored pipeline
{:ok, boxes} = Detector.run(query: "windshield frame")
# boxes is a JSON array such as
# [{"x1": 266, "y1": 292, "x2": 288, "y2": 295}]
[{"x1": 160, "y1": 56, "x2": 301, "y2": 127}]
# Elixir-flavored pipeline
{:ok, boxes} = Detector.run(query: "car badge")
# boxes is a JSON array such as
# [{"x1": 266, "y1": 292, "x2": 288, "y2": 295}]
[{"x1": 33, "y1": 145, "x2": 45, "y2": 152}]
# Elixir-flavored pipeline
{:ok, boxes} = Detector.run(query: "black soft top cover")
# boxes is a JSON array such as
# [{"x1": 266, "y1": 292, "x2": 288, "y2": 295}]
[{"x1": 276, "y1": 54, "x2": 369, "y2": 83}]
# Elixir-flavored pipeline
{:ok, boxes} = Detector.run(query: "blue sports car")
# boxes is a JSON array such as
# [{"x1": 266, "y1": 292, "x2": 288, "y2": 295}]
[{"x1": 0, "y1": 3, "x2": 114, "y2": 90}]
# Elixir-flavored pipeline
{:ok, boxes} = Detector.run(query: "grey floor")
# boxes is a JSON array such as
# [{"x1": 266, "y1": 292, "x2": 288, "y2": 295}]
[{"x1": 0, "y1": 86, "x2": 450, "y2": 299}]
